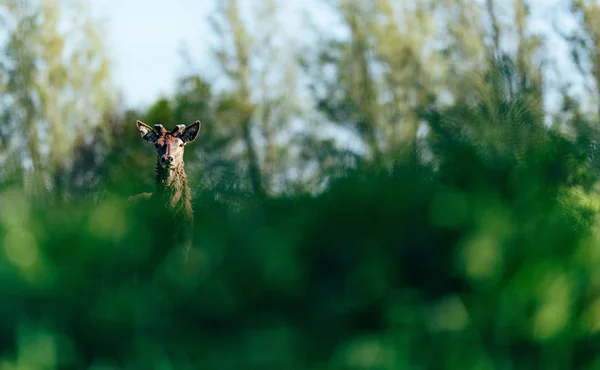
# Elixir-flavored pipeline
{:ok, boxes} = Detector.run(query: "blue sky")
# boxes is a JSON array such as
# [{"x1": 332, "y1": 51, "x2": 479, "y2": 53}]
[
  {"x1": 88, "y1": 0, "x2": 582, "y2": 114},
  {"x1": 88, "y1": 0, "x2": 333, "y2": 110},
  {"x1": 89, "y1": 0, "x2": 217, "y2": 109}
]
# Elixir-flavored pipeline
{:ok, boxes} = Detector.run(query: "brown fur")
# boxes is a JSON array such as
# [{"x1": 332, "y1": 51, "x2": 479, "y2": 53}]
[{"x1": 129, "y1": 120, "x2": 201, "y2": 262}]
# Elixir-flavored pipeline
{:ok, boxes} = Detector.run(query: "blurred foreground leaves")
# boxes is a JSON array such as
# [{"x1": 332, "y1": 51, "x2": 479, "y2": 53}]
[
  {"x1": 1, "y1": 117, "x2": 600, "y2": 368},
  {"x1": 5, "y1": 0, "x2": 600, "y2": 368}
]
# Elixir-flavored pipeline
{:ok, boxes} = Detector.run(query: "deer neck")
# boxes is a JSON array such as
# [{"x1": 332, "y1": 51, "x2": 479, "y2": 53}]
[{"x1": 155, "y1": 159, "x2": 192, "y2": 219}]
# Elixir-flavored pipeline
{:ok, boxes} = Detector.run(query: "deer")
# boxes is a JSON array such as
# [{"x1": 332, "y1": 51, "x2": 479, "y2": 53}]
[{"x1": 128, "y1": 119, "x2": 201, "y2": 269}]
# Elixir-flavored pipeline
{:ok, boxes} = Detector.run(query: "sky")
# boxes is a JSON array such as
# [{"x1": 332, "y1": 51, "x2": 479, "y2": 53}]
[
  {"x1": 88, "y1": 0, "x2": 582, "y2": 114},
  {"x1": 89, "y1": 0, "x2": 217, "y2": 109},
  {"x1": 88, "y1": 0, "x2": 333, "y2": 111}
]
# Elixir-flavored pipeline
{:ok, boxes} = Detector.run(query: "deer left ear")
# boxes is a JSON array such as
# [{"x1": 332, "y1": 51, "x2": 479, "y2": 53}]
[{"x1": 180, "y1": 120, "x2": 201, "y2": 143}]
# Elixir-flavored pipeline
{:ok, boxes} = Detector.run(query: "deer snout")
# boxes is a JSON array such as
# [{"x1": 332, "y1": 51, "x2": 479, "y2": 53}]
[{"x1": 162, "y1": 155, "x2": 174, "y2": 164}]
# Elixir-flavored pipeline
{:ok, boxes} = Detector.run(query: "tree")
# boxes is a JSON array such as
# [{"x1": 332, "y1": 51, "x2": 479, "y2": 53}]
[
  {"x1": 208, "y1": 0, "x2": 304, "y2": 197},
  {"x1": 2, "y1": 0, "x2": 42, "y2": 177},
  {"x1": 209, "y1": 0, "x2": 265, "y2": 197},
  {"x1": 304, "y1": 0, "x2": 448, "y2": 167},
  {"x1": 559, "y1": 0, "x2": 600, "y2": 119},
  {"x1": 0, "y1": 0, "x2": 116, "y2": 198}
]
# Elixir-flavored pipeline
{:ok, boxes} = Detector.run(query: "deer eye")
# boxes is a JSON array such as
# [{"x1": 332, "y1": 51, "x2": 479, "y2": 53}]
[{"x1": 179, "y1": 143, "x2": 184, "y2": 147}]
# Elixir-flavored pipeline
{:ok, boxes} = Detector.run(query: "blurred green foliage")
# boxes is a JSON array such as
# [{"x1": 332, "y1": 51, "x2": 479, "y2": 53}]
[
  {"x1": 5, "y1": 0, "x2": 600, "y2": 369},
  {"x1": 2, "y1": 86, "x2": 600, "y2": 368}
]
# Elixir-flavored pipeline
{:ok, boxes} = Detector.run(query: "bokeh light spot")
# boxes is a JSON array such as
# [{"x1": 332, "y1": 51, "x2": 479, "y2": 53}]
[
  {"x1": 461, "y1": 232, "x2": 503, "y2": 285},
  {"x1": 88, "y1": 199, "x2": 127, "y2": 240},
  {"x1": 0, "y1": 188, "x2": 30, "y2": 227},
  {"x1": 428, "y1": 295, "x2": 469, "y2": 332},
  {"x1": 3, "y1": 227, "x2": 39, "y2": 269}
]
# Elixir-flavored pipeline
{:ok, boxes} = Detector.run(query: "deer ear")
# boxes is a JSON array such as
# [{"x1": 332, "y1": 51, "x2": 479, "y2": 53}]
[
  {"x1": 136, "y1": 120, "x2": 158, "y2": 143},
  {"x1": 180, "y1": 120, "x2": 201, "y2": 143}
]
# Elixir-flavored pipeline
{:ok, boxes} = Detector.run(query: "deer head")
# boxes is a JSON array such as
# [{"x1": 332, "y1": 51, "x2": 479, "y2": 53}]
[{"x1": 136, "y1": 120, "x2": 201, "y2": 169}]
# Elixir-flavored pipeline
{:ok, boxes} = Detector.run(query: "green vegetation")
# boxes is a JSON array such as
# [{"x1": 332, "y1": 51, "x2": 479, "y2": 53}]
[{"x1": 3, "y1": 0, "x2": 600, "y2": 368}]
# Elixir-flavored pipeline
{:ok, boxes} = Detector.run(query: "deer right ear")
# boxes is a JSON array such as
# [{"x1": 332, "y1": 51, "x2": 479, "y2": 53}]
[{"x1": 136, "y1": 120, "x2": 158, "y2": 143}]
